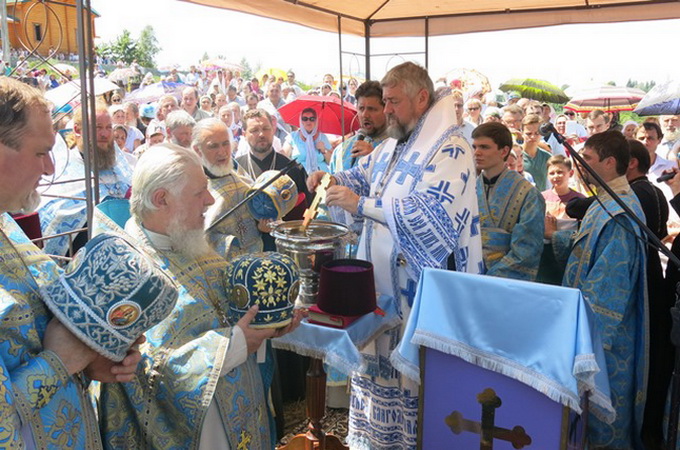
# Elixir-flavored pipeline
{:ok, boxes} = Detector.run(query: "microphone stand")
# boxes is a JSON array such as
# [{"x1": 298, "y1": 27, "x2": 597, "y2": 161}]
[
  {"x1": 205, "y1": 159, "x2": 298, "y2": 233},
  {"x1": 543, "y1": 124, "x2": 680, "y2": 449}
]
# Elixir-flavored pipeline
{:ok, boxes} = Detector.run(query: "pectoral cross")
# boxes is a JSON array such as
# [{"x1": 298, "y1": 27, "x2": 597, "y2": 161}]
[
  {"x1": 445, "y1": 388, "x2": 532, "y2": 450},
  {"x1": 302, "y1": 173, "x2": 332, "y2": 229},
  {"x1": 236, "y1": 430, "x2": 252, "y2": 450}
]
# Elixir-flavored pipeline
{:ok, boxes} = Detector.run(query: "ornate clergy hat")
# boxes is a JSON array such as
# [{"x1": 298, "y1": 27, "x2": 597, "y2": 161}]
[
  {"x1": 246, "y1": 170, "x2": 299, "y2": 220},
  {"x1": 41, "y1": 232, "x2": 178, "y2": 362},
  {"x1": 316, "y1": 259, "x2": 377, "y2": 317},
  {"x1": 224, "y1": 252, "x2": 299, "y2": 329}
]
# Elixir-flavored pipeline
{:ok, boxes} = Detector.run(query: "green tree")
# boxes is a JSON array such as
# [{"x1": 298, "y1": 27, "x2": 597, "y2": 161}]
[
  {"x1": 239, "y1": 57, "x2": 253, "y2": 79},
  {"x1": 96, "y1": 26, "x2": 161, "y2": 68},
  {"x1": 626, "y1": 79, "x2": 656, "y2": 93},
  {"x1": 97, "y1": 29, "x2": 137, "y2": 64},
  {"x1": 136, "y1": 26, "x2": 161, "y2": 68}
]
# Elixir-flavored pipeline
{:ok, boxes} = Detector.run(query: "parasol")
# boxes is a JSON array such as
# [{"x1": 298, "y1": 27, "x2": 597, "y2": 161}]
[
  {"x1": 200, "y1": 58, "x2": 243, "y2": 72},
  {"x1": 108, "y1": 67, "x2": 139, "y2": 84},
  {"x1": 498, "y1": 78, "x2": 569, "y2": 103},
  {"x1": 565, "y1": 85, "x2": 645, "y2": 113},
  {"x1": 52, "y1": 63, "x2": 79, "y2": 77},
  {"x1": 125, "y1": 81, "x2": 188, "y2": 104},
  {"x1": 444, "y1": 68, "x2": 491, "y2": 95},
  {"x1": 634, "y1": 80, "x2": 680, "y2": 116},
  {"x1": 278, "y1": 95, "x2": 359, "y2": 136},
  {"x1": 45, "y1": 78, "x2": 121, "y2": 112}
]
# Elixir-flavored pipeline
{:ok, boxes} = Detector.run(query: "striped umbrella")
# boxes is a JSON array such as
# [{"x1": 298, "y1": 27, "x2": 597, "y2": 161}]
[
  {"x1": 498, "y1": 78, "x2": 568, "y2": 103},
  {"x1": 565, "y1": 85, "x2": 645, "y2": 113}
]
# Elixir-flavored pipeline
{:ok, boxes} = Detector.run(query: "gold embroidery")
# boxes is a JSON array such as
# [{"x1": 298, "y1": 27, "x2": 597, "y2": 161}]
[{"x1": 27, "y1": 374, "x2": 60, "y2": 409}]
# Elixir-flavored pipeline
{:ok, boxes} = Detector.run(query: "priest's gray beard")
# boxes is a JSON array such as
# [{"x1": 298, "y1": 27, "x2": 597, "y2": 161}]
[
  {"x1": 386, "y1": 115, "x2": 416, "y2": 141},
  {"x1": 167, "y1": 214, "x2": 212, "y2": 259},
  {"x1": 9, "y1": 190, "x2": 41, "y2": 215},
  {"x1": 202, "y1": 156, "x2": 233, "y2": 177}
]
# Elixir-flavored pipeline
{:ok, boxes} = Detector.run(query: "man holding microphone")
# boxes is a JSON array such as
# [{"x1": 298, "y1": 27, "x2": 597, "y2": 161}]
[{"x1": 330, "y1": 80, "x2": 388, "y2": 173}]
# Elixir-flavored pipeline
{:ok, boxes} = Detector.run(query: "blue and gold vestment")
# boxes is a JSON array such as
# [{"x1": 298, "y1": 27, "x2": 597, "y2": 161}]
[
  {"x1": 554, "y1": 176, "x2": 648, "y2": 449},
  {"x1": 95, "y1": 220, "x2": 271, "y2": 449},
  {"x1": 205, "y1": 172, "x2": 263, "y2": 260},
  {"x1": 0, "y1": 213, "x2": 101, "y2": 449},
  {"x1": 477, "y1": 169, "x2": 545, "y2": 281}
]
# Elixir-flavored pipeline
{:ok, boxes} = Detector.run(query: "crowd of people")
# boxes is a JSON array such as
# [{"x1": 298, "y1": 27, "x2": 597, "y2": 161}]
[{"x1": 1, "y1": 55, "x2": 680, "y2": 450}]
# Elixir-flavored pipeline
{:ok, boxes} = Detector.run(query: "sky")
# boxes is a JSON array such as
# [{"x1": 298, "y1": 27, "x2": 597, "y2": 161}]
[{"x1": 91, "y1": 0, "x2": 678, "y2": 90}]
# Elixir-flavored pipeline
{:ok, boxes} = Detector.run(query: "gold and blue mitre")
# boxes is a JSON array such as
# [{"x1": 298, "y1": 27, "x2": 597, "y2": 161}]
[
  {"x1": 247, "y1": 170, "x2": 299, "y2": 220},
  {"x1": 225, "y1": 252, "x2": 300, "y2": 328},
  {"x1": 40, "y1": 232, "x2": 179, "y2": 361}
]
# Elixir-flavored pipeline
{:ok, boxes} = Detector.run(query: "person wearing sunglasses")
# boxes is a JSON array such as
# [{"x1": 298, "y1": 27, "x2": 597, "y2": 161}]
[
  {"x1": 464, "y1": 98, "x2": 483, "y2": 125},
  {"x1": 282, "y1": 108, "x2": 332, "y2": 173}
]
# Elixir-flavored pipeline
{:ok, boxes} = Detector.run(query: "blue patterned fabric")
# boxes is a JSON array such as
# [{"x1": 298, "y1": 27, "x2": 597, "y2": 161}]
[
  {"x1": 0, "y1": 213, "x2": 102, "y2": 449},
  {"x1": 247, "y1": 171, "x2": 298, "y2": 220},
  {"x1": 477, "y1": 169, "x2": 546, "y2": 280},
  {"x1": 225, "y1": 252, "x2": 299, "y2": 329},
  {"x1": 556, "y1": 176, "x2": 648, "y2": 449},
  {"x1": 333, "y1": 93, "x2": 484, "y2": 450},
  {"x1": 329, "y1": 133, "x2": 389, "y2": 174},
  {"x1": 40, "y1": 233, "x2": 178, "y2": 362},
  {"x1": 393, "y1": 268, "x2": 615, "y2": 422},
  {"x1": 205, "y1": 172, "x2": 263, "y2": 260},
  {"x1": 272, "y1": 295, "x2": 400, "y2": 375},
  {"x1": 93, "y1": 219, "x2": 271, "y2": 449},
  {"x1": 39, "y1": 142, "x2": 132, "y2": 256}
]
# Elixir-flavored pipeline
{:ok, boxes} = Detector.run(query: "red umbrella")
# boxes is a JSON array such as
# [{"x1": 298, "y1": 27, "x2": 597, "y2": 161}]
[{"x1": 278, "y1": 95, "x2": 359, "y2": 135}]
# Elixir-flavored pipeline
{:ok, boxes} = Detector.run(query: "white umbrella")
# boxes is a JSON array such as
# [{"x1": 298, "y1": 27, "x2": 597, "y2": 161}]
[
  {"x1": 45, "y1": 78, "x2": 121, "y2": 111},
  {"x1": 52, "y1": 63, "x2": 79, "y2": 76}
]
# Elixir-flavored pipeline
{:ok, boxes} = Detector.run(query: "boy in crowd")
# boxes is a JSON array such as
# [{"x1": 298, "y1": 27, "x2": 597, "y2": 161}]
[{"x1": 542, "y1": 155, "x2": 585, "y2": 219}]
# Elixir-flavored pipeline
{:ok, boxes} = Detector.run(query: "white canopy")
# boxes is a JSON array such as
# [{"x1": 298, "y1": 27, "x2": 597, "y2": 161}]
[{"x1": 179, "y1": 0, "x2": 679, "y2": 37}]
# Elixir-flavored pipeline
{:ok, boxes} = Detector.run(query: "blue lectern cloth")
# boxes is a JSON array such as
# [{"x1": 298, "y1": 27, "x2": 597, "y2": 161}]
[
  {"x1": 392, "y1": 268, "x2": 616, "y2": 423},
  {"x1": 273, "y1": 295, "x2": 400, "y2": 376}
]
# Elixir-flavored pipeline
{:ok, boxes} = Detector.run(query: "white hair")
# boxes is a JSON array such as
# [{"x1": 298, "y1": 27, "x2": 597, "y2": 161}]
[
  {"x1": 165, "y1": 109, "x2": 196, "y2": 132},
  {"x1": 130, "y1": 143, "x2": 202, "y2": 221},
  {"x1": 191, "y1": 117, "x2": 231, "y2": 150}
]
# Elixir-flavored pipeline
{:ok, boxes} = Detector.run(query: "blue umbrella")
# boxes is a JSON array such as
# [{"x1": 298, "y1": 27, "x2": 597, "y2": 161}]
[{"x1": 634, "y1": 80, "x2": 680, "y2": 116}]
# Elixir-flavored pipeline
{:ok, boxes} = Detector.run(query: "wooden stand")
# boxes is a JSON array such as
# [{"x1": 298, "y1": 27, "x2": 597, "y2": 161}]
[{"x1": 279, "y1": 358, "x2": 349, "y2": 450}]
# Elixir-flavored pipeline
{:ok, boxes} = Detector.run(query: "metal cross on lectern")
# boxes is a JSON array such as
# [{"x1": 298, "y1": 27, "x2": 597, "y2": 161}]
[{"x1": 445, "y1": 388, "x2": 532, "y2": 449}]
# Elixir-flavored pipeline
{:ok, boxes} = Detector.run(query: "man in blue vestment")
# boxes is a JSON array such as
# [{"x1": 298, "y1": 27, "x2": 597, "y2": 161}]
[
  {"x1": 38, "y1": 105, "x2": 133, "y2": 256},
  {"x1": 96, "y1": 143, "x2": 301, "y2": 449},
  {"x1": 0, "y1": 76, "x2": 140, "y2": 449},
  {"x1": 549, "y1": 130, "x2": 647, "y2": 449},
  {"x1": 473, "y1": 122, "x2": 545, "y2": 280}
]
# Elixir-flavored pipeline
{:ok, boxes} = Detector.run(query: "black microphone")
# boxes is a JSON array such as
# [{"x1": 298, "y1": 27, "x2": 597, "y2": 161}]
[
  {"x1": 350, "y1": 130, "x2": 366, "y2": 167},
  {"x1": 539, "y1": 122, "x2": 556, "y2": 139},
  {"x1": 657, "y1": 171, "x2": 677, "y2": 183}
]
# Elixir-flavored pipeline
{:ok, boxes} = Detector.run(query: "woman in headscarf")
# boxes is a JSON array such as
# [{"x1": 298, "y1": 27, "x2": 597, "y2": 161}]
[
  {"x1": 283, "y1": 108, "x2": 332, "y2": 173},
  {"x1": 622, "y1": 120, "x2": 639, "y2": 139}
]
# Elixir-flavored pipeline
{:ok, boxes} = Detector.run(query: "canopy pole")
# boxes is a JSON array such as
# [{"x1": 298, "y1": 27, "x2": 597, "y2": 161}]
[
  {"x1": 1, "y1": 0, "x2": 9, "y2": 64},
  {"x1": 338, "y1": 15, "x2": 346, "y2": 141},
  {"x1": 364, "y1": 21, "x2": 371, "y2": 80},
  {"x1": 425, "y1": 17, "x2": 429, "y2": 70},
  {"x1": 75, "y1": 0, "x2": 96, "y2": 239}
]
